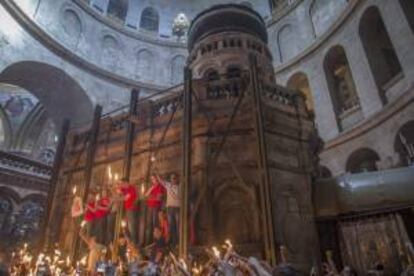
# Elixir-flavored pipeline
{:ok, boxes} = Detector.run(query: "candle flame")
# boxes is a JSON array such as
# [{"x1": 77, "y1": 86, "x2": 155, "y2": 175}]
[
  {"x1": 121, "y1": 220, "x2": 127, "y2": 228},
  {"x1": 107, "y1": 166, "x2": 113, "y2": 180},
  {"x1": 141, "y1": 184, "x2": 145, "y2": 195},
  {"x1": 114, "y1": 173, "x2": 119, "y2": 181},
  {"x1": 80, "y1": 255, "x2": 87, "y2": 265},
  {"x1": 212, "y1": 246, "x2": 220, "y2": 258},
  {"x1": 150, "y1": 155, "x2": 156, "y2": 162},
  {"x1": 80, "y1": 220, "x2": 87, "y2": 228},
  {"x1": 225, "y1": 239, "x2": 232, "y2": 248},
  {"x1": 72, "y1": 186, "x2": 77, "y2": 195}
]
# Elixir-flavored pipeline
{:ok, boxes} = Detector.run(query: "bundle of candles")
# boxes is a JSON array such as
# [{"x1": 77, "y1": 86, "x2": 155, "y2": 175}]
[
  {"x1": 8, "y1": 240, "x2": 279, "y2": 275},
  {"x1": 9, "y1": 243, "x2": 85, "y2": 276}
]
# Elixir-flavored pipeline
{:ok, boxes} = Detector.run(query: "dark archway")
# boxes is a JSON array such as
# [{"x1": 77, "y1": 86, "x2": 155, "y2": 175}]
[
  {"x1": 359, "y1": 6, "x2": 402, "y2": 104},
  {"x1": 346, "y1": 148, "x2": 380, "y2": 173},
  {"x1": 140, "y1": 7, "x2": 159, "y2": 32},
  {"x1": 324, "y1": 45, "x2": 361, "y2": 131},
  {"x1": 394, "y1": 120, "x2": 414, "y2": 167},
  {"x1": 399, "y1": 0, "x2": 414, "y2": 33},
  {"x1": 107, "y1": 0, "x2": 128, "y2": 22},
  {"x1": 0, "y1": 61, "x2": 93, "y2": 128}
]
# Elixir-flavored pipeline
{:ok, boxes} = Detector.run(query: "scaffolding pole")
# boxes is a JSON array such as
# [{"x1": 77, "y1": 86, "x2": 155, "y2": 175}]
[
  {"x1": 73, "y1": 105, "x2": 102, "y2": 261},
  {"x1": 249, "y1": 54, "x2": 277, "y2": 266},
  {"x1": 41, "y1": 119, "x2": 70, "y2": 250},
  {"x1": 113, "y1": 89, "x2": 140, "y2": 257},
  {"x1": 179, "y1": 67, "x2": 192, "y2": 258}
]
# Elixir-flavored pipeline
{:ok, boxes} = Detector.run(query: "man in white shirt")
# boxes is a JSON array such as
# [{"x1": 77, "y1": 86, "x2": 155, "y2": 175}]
[{"x1": 161, "y1": 173, "x2": 180, "y2": 246}]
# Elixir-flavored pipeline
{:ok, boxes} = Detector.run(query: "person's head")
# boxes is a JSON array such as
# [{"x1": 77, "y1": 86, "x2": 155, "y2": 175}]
[
  {"x1": 150, "y1": 175, "x2": 158, "y2": 184},
  {"x1": 170, "y1": 173, "x2": 179, "y2": 185},
  {"x1": 153, "y1": 227, "x2": 162, "y2": 239}
]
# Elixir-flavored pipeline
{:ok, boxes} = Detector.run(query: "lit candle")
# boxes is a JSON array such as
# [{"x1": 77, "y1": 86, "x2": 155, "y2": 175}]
[
  {"x1": 121, "y1": 220, "x2": 127, "y2": 228},
  {"x1": 141, "y1": 184, "x2": 145, "y2": 195},
  {"x1": 114, "y1": 173, "x2": 119, "y2": 181},
  {"x1": 107, "y1": 166, "x2": 113, "y2": 182},
  {"x1": 150, "y1": 155, "x2": 156, "y2": 162},
  {"x1": 212, "y1": 246, "x2": 220, "y2": 258},
  {"x1": 80, "y1": 220, "x2": 87, "y2": 228},
  {"x1": 72, "y1": 186, "x2": 77, "y2": 195}
]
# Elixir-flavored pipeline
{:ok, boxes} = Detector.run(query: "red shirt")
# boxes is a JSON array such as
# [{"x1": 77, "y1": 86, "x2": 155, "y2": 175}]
[
  {"x1": 95, "y1": 197, "x2": 110, "y2": 218},
  {"x1": 121, "y1": 184, "x2": 137, "y2": 210},
  {"x1": 146, "y1": 183, "x2": 166, "y2": 209},
  {"x1": 84, "y1": 200, "x2": 96, "y2": 222}
]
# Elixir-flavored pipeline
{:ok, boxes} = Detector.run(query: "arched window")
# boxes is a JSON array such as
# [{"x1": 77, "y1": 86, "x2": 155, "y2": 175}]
[
  {"x1": 226, "y1": 66, "x2": 241, "y2": 79},
  {"x1": 170, "y1": 56, "x2": 186, "y2": 85},
  {"x1": 136, "y1": 50, "x2": 155, "y2": 81},
  {"x1": 205, "y1": 69, "x2": 219, "y2": 81},
  {"x1": 324, "y1": 45, "x2": 361, "y2": 131},
  {"x1": 359, "y1": 6, "x2": 402, "y2": 104},
  {"x1": 310, "y1": 0, "x2": 347, "y2": 37},
  {"x1": 399, "y1": 0, "x2": 414, "y2": 33},
  {"x1": 107, "y1": 0, "x2": 128, "y2": 22},
  {"x1": 140, "y1": 7, "x2": 159, "y2": 32},
  {"x1": 346, "y1": 148, "x2": 380, "y2": 173},
  {"x1": 277, "y1": 24, "x2": 298, "y2": 62},
  {"x1": 394, "y1": 121, "x2": 414, "y2": 167},
  {"x1": 12, "y1": 200, "x2": 44, "y2": 240},
  {"x1": 287, "y1": 72, "x2": 314, "y2": 112}
]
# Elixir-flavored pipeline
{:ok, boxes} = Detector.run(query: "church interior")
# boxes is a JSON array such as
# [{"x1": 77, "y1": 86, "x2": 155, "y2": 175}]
[{"x1": 0, "y1": 0, "x2": 414, "y2": 275}]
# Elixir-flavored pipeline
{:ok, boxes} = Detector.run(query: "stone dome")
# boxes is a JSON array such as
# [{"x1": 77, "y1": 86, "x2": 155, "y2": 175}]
[{"x1": 187, "y1": 4, "x2": 268, "y2": 50}]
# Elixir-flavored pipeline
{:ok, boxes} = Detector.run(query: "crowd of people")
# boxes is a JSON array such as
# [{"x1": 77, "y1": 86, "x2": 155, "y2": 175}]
[{"x1": 75, "y1": 173, "x2": 181, "y2": 274}]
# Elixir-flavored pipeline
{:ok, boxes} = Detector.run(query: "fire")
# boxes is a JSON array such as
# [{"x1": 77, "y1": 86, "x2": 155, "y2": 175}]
[
  {"x1": 72, "y1": 186, "x2": 77, "y2": 195},
  {"x1": 212, "y1": 246, "x2": 220, "y2": 258},
  {"x1": 80, "y1": 220, "x2": 87, "y2": 228},
  {"x1": 121, "y1": 220, "x2": 127, "y2": 228}
]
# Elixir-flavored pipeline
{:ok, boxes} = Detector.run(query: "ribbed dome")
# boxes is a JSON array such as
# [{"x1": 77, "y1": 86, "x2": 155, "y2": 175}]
[{"x1": 187, "y1": 4, "x2": 268, "y2": 51}]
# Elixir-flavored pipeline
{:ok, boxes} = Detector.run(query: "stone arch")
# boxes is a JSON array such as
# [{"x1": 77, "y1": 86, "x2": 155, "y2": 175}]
[
  {"x1": 140, "y1": 7, "x2": 159, "y2": 32},
  {"x1": 277, "y1": 24, "x2": 298, "y2": 63},
  {"x1": 287, "y1": 72, "x2": 314, "y2": 112},
  {"x1": 324, "y1": 45, "x2": 361, "y2": 131},
  {"x1": 394, "y1": 120, "x2": 414, "y2": 167},
  {"x1": 107, "y1": 0, "x2": 128, "y2": 22},
  {"x1": 0, "y1": 61, "x2": 93, "y2": 128},
  {"x1": 21, "y1": 193, "x2": 47, "y2": 205},
  {"x1": 399, "y1": 0, "x2": 414, "y2": 33},
  {"x1": 346, "y1": 148, "x2": 380, "y2": 173},
  {"x1": 212, "y1": 179, "x2": 260, "y2": 244},
  {"x1": 136, "y1": 49, "x2": 155, "y2": 81},
  {"x1": 310, "y1": 0, "x2": 347, "y2": 37},
  {"x1": 170, "y1": 55, "x2": 186, "y2": 85},
  {"x1": 0, "y1": 186, "x2": 21, "y2": 204},
  {"x1": 359, "y1": 6, "x2": 402, "y2": 104}
]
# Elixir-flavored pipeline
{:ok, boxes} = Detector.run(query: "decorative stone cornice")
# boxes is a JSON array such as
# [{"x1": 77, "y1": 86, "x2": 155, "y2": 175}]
[
  {"x1": 1, "y1": 0, "x2": 171, "y2": 91},
  {"x1": 72, "y1": 0, "x2": 187, "y2": 49}
]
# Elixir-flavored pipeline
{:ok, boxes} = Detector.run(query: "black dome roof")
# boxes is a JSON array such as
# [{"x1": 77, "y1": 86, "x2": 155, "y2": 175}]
[{"x1": 187, "y1": 4, "x2": 268, "y2": 51}]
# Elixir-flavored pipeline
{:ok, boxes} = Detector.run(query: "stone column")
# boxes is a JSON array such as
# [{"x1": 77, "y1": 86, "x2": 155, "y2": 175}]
[
  {"x1": 307, "y1": 62, "x2": 339, "y2": 141},
  {"x1": 342, "y1": 34, "x2": 384, "y2": 117},
  {"x1": 378, "y1": 1, "x2": 414, "y2": 81}
]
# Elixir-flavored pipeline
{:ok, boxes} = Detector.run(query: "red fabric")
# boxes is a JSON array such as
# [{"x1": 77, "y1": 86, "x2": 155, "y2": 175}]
[
  {"x1": 95, "y1": 197, "x2": 110, "y2": 218},
  {"x1": 121, "y1": 184, "x2": 137, "y2": 210},
  {"x1": 84, "y1": 200, "x2": 96, "y2": 222},
  {"x1": 146, "y1": 183, "x2": 166, "y2": 209}
]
